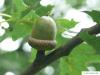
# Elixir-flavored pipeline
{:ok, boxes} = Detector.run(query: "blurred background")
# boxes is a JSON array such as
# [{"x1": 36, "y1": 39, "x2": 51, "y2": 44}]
[{"x1": 0, "y1": 0, "x2": 100, "y2": 75}]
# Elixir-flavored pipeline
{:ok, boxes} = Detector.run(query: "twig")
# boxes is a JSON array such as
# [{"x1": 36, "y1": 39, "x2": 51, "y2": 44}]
[
  {"x1": 21, "y1": 50, "x2": 45, "y2": 75},
  {"x1": 36, "y1": 50, "x2": 45, "y2": 60},
  {"x1": 21, "y1": 24, "x2": 100, "y2": 75},
  {"x1": 0, "y1": 13, "x2": 12, "y2": 18}
]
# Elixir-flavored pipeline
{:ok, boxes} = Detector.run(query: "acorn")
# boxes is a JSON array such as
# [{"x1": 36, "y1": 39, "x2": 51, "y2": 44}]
[{"x1": 28, "y1": 16, "x2": 57, "y2": 50}]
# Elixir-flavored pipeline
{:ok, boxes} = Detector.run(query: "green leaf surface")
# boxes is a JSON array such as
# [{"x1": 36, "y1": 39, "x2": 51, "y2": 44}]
[
  {"x1": 30, "y1": 49, "x2": 37, "y2": 62},
  {"x1": 21, "y1": 0, "x2": 45, "y2": 18},
  {"x1": 79, "y1": 30, "x2": 100, "y2": 53},
  {"x1": 56, "y1": 19, "x2": 77, "y2": 29},
  {"x1": 20, "y1": 7, "x2": 32, "y2": 18},
  {"x1": 56, "y1": 31, "x2": 68, "y2": 47},
  {"x1": 7, "y1": 10, "x2": 39, "y2": 40},
  {"x1": 0, "y1": 51, "x2": 31, "y2": 75},
  {"x1": 23, "y1": 0, "x2": 41, "y2": 9},
  {"x1": 85, "y1": 10, "x2": 100, "y2": 24},
  {"x1": 5, "y1": 0, "x2": 26, "y2": 19},
  {"x1": 60, "y1": 43, "x2": 100, "y2": 75},
  {"x1": 8, "y1": 22, "x2": 32, "y2": 40},
  {"x1": 66, "y1": 0, "x2": 85, "y2": 8},
  {"x1": 60, "y1": 57, "x2": 81, "y2": 75},
  {"x1": 35, "y1": 5, "x2": 53, "y2": 16},
  {"x1": 56, "y1": 19, "x2": 77, "y2": 47},
  {"x1": 21, "y1": 10, "x2": 39, "y2": 23}
]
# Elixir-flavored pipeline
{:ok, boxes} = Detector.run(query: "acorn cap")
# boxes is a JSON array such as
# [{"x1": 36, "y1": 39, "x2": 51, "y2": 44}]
[{"x1": 28, "y1": 37, "x2": 56, "y2": 50}]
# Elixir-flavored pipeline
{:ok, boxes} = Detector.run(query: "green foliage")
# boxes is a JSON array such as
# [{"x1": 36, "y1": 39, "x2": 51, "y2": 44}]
[
  {"x1": 0, "y1": 51, "x2": 31, "y2": 75},
  {"x1": 0, "y1": 0, "x2": 100, "y2": 75},
  {"x1": 0, "y1": 0, "x2": 55, "y2": 74},
  {"x1": 56, "y1": 19, "x2": 77, "y2": 47},
  {"x1": 56, "y1": 19, "x2": 77, "y2": 29},
  {"x1": 89, "y1": 62, "x2": 100, "y2": 70},
  {"x1": 5, "y1": 0, "x2": 26, "y2": 19},
  {"x1": 60, "y1": 43, "x2": 100, "y2": 75},
  {"x1": 79, "y1": 30, "x2": 100, "y2": 53},
  {"x1": 8, "y1": 22, "x2": 32, "y2": 40},
  {"x1": 85, "y1": 10, "x2": 100, "y2": 24},
  {"x1": 23, "y1": 0, "x2": 41, "y2": 8},
  {"x1": 65, "y1": 0, "x2": 86, "y2": 8},
  {"x1": 4, "y1": 0, "x2": 53, "y2": 40},
  {"x1": 35, "y1": 5, "x2": 54, "y2": 16},
  {"x1": 22, "y1": 0, "x2": 53, "y2": 17}
]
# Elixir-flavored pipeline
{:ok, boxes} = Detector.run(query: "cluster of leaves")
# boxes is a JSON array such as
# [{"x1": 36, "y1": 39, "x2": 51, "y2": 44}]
[
  {"x1": 55, "y1": 11, "x2": 100, "y2": 75},
  {"x1": 0, "y1": 0, "x2": 77, "y2": 74},
  {"x1": 0, "y1": 0, "x2": 100, "y2": 75},
  {"x1": 65, "y1": 0, "x2": 86, "y2": 8},
  {"x1": 0, "y1": 0, "x2": 54, "y2": 74}
]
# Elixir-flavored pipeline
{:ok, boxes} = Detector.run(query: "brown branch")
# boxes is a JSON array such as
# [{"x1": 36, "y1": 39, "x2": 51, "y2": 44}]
[
  {"x1": 36, "y1": 50, "x2": 45, "y2": 60},
  {"x1": 21, "y1": 24, "x2": 100, "y2": 75}
]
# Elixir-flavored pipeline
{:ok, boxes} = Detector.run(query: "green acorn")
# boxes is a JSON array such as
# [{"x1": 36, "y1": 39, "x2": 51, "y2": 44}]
[{"x1": 28, "y1": 16, "x2": 57, "y2": 50}]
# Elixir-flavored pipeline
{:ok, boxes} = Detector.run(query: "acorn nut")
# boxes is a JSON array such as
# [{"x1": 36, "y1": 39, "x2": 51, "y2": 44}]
[{"x1": 28, "y1": 16, "x2": 57, "y2": 50}]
